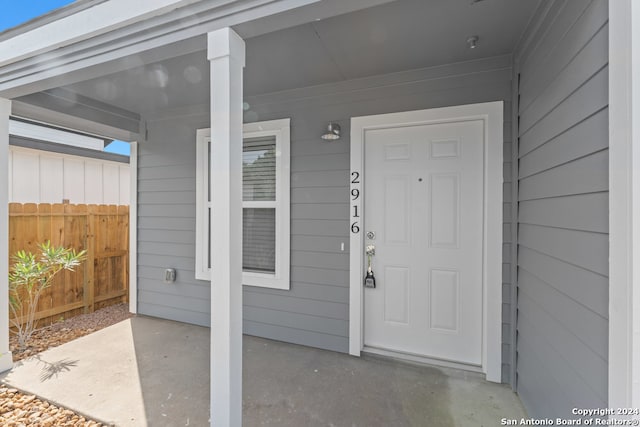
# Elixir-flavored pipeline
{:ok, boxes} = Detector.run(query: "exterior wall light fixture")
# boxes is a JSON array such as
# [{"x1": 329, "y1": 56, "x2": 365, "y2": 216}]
[{"x1": 321, "y1": 123, "x2": 341, "y2": 141}]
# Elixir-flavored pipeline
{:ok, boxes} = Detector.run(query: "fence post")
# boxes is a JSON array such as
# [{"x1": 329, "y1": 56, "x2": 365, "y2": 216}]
[
  {"x1": 120, "y1": 205, "x2": 130, "y2": 304},
  {"x1": 84, "y1": 206, "x2": 96, "y2": 314}
]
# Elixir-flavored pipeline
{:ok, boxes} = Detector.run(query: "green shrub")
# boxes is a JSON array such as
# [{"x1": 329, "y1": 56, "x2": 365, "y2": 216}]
[{"x1": 8, "y1": 241, "x2": 86, "y2": 350}]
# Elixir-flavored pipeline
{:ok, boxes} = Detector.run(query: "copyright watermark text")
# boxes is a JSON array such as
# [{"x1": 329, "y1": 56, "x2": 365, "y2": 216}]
[{"x1": 500, "y1": 409, "x2": 640, "y2": 426}]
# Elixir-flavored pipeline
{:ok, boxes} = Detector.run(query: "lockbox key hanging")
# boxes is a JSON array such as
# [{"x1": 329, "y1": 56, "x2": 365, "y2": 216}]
[
  {"x1": 364, "y1": 269, "x2": 376, "y2": 288},
  {"x1": 364, "y1": 245, "x2": 376, "y2": 288}
]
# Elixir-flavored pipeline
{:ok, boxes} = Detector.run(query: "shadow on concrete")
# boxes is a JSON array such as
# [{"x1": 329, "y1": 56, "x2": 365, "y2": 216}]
[
  {"x1": 35, "y1": 356, "x2": 79, "y2": 382},
  {"x1": 129, "y1": 315, "x2": 209, "y2": 427}
]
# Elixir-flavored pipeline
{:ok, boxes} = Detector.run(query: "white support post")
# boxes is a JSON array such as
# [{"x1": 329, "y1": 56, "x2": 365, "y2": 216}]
[
  {"x1": 207, "y1": 28, "x2": 245, "y2": 427},
  {"x1": 128, "y1": 141, "x2": 138, "y2": 315},
  {"x1": 609, "y1": 0, "x2": 640, "y2": 412},
  {"x1": 0, "y1": 98, "x2": 13, "y2": 372}
]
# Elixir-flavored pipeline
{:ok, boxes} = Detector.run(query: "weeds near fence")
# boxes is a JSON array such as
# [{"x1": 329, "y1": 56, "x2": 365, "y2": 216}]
[{"x1": 8, "y1": 241, "x2": 86, "y2": 350}]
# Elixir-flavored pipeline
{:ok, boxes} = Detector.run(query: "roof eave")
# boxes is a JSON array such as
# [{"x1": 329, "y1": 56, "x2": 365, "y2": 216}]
[
  {"x1": 0, "y1": 0, "x2": 321, "y2": 99},
  {"x1": 0, "y1": 0, "x2": 108, "y2": 41}
]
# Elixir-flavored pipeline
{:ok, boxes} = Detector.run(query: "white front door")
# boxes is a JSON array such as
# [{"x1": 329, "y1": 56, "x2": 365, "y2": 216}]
[{"x1": 363, "y1": 118, "x2": 484, "y2": 366}]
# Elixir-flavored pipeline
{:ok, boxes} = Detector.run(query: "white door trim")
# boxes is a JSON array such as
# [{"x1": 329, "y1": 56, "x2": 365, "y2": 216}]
[{"x1": 349, "y1": 101, "x2": 503, "y2": 382}]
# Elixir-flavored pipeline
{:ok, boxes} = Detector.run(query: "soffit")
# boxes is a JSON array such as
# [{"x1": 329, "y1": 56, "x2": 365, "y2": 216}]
[{"x1": 59, "y1": 0, "x2": 539, "y2": 114}]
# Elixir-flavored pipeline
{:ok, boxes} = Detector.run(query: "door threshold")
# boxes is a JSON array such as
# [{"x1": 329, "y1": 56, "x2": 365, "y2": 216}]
[{"x1": 363, "y1": 346, "x2": 483, "y2": 375}]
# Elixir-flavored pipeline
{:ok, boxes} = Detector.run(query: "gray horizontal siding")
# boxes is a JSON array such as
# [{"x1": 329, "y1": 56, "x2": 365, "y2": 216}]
[
  {"x1": 244, "y1": 306, "x2": 348, "y2": 337},
  {"x1": 291, "y1": 187, "x2": 346, "y2": 203},
  {"x1": 138, "y1": 204, "x2": 195, "y2": 218},
  {"x1": 518, "y1": 148, "x2": 608, "y2": 201},
  {"x1": 517, "y1": 247, "x2": 607, "y2": 318},
  {"x1": 518, "y1": 108, "x2": 608, "y2": 179},
  {"x1": 244, "y1": 292, "x2": 347, "y2": 321},
  {"x1": 514, "y1": 0, "x2": 608, "y2": 418},
  {"x1": 138, "y1": 177, "x2": 193, "y2": 192},
  {"x1": 138, "y1": 217, "x2": 195, "y2": 231},
  {"x1": 138, "y1": 229, "x2": 196, "y2": 244},
  {"x1": 137, "y1": 55, "x2": 514, "y2": 378},
  {"x1": 291, "y1": 219, "x2": 346, "y2": 237},
  {"x1": 137, "y1": 114, "x2": 209, "y2": 326},
  {"x1": 138, "y1": 163, "x2": 196, "y2": 180},
  {"x1": 518, "y1": 192, "x2": 608, "y2": 234},
  {"x1": 291, "y1": 235, "x2": 348, "y2": 253},
  {"x1": 518, "y1": 0, "x2": 607, "y2": 111},
  {"x1": 244, "y1": 321, "x2": 348, "y2": 353},
  {"x1": 518, "y1": 22, "x2": 608, "y2": 135},
  {"x1": 518, "y1": 268, "x2": 607, "y2": 362},
  {"x1": 290, "y1": 265, "x2": 348, "y2": 286},
  {"x1": 518, "y1": 224, "x2": 608, "y2": 276},
  {"x1": 246, "y1": 282, "x2": 349, "y2": 303},
  {"x1": 517, "y1": 294, "x2": 607, "y2": 407},
  {"x1": 138, "y1": 302, "x2": 210, "y2": 327}
]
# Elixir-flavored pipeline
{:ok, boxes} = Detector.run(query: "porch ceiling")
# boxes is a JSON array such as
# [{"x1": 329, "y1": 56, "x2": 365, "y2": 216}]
[{"x1": 46, "y1": 0, "x2": 538, "y2": 116}]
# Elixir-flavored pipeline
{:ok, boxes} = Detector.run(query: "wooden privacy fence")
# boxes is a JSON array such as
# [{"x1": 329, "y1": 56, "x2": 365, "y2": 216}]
[{"x1": 9, "y1": 203, "x2": 129, "y2": 327}]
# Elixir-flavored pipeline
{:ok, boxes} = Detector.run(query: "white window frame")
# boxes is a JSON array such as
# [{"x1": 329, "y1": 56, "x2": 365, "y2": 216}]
[{"x1": 196, "y1": 118, "x2": 290, "y2": 290}]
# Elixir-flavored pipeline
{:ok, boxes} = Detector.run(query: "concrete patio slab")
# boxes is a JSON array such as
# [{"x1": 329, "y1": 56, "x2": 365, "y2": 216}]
[
  {"x1": 1, "y1": 316, "x2": 208, "y2": 427},
  {"x1": 1, "y1": 316, "x2": 526, "y2": 426}
]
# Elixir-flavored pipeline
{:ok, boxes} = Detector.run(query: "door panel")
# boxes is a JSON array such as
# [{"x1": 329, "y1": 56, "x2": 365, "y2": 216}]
[
  {"x1": 430, "y1": 173, "x2": 460, "y2": 248},
  {"x1": 363, "y1": 120, "x2": 484, "y2": 365},
  {"x1": 383, "y1": 266, "x2": 410, "y2": 324},
  {"x1": 383, "y1": 176, "x2": 410, "y2": 244},
  {"x1": 429, "y1": 269, "x2": 459, "y2": 332}
]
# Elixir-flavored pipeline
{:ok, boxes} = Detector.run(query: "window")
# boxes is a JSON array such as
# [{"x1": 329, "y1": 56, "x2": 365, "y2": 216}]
[{"x1": 195, "y1": 119, "x2": 290, "y2": 289}]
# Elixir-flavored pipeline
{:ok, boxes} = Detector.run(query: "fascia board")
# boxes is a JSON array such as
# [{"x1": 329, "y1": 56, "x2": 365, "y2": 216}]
[
  {"x1": 11, "y1": 100, "x2": 140, "y2": 142},
  {"x1": 9, "y1": 119, "x2": 105, "y2": 150},
  {"x1": 0, "y1": 0, "x2": 203, "y2": 68}
]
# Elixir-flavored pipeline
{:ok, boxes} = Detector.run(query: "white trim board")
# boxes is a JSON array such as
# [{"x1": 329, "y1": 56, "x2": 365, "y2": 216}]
[
  {"x1": 349, "y1": 101, "x2": 503, "y2": 382},
  {"x1": 0, "y1": 98, "x2": 13, "y2": 372},
  {"x1": 9, "y1": 119, "x2": 105, "y2": 150},
  {"x1": 608, "y1": 0, "x2": 640, "y2": 411}
]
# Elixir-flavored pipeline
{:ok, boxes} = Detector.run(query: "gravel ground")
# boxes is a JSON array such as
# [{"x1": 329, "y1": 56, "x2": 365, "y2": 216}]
[
  {"x1": 0, "y1": 387, "x2": 103, "y2": 427},
  {"x1": 1, "y1": 304, "x2": 134, "y2": 426}
]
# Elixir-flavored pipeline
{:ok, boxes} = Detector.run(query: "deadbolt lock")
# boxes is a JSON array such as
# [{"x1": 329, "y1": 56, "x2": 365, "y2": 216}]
[{"x1": 366, "y1": 231, "x2": 376, "y2": 240}]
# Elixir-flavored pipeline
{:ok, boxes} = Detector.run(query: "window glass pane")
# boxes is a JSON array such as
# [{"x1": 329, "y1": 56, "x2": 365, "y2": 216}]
[
  {"x1": 243, "y1": 136, "x2": 276, "y2": 201},
  {"x1": 243, "y1": 208, "x2": 276, "y2": 273}
]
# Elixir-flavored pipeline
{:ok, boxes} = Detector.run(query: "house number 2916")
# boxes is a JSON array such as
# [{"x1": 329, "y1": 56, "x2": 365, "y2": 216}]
[{"x1": 351, "y1": 171, "x2": 360, "y2": 234}]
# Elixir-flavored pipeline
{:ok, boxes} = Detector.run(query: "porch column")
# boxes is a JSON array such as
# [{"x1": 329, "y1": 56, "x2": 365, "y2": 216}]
[
  {"x1": 0, "y1": 98, "x2": 12, "y2": 372},
  {"x1": 610, "y1": 0, "x2": 640, "y2": 412},
  {"x1": 207, "y1": 28, "x2": 245, "y2": 427}
]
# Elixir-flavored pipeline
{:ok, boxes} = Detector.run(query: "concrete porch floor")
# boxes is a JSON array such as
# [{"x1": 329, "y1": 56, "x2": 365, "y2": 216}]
[{"x1": 0, "y1": 316, "x2": 526, "y2": 426}]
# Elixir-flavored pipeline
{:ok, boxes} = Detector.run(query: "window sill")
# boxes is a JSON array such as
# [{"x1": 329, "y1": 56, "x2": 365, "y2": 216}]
[{"x1": 195, "y1": 270, "x2": 290, "y2": 290}]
